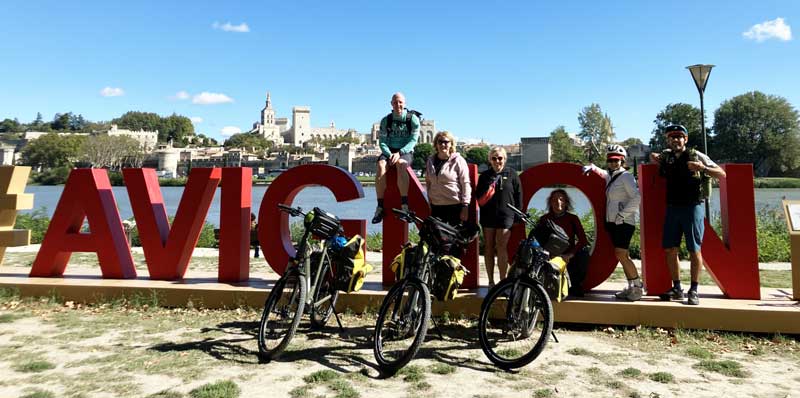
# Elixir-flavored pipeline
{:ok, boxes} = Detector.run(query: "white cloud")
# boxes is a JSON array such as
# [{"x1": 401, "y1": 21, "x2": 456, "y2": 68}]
[
  {"x1": 190, "y1": 117, "x2": 203, "y2": 124},
  {"x1": 100, "y1": 87, "x2": 125, "y2": 97},
  {"x1": 743, "y1": 17, "x2": 792, "y2": 42},
  {"x1": 171, "y1": 90, "x2": 190, "y2": 100},
  {"x1": 192, "y1": 92, "x2": 234, "y2": 105},
  {"x1": 220, "y1": 126, "x2": 242, "y2": 137},
  {"x1": 212, "y1": 21, "x2": 250, "y2": 33}
]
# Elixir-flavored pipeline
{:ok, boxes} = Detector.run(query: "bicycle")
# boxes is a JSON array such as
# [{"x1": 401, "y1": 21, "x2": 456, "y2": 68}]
[
  {"x1": 477, "y1": 203, "x2": 565, "y2": 370},
  {"x1": 257, "y1": 204, "x2": 346, "y2": 361},
  {"x1": 372, "y1": 208, "x2": 472, "y2": 376}
]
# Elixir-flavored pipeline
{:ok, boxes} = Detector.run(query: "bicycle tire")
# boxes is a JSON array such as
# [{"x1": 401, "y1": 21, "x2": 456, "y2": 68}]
[
  {"x1": 478, "y1": 278, "x2": 553, "y2": 370},
  {"x1": 310, "y1": 253, "x2": 338, "y2": 329},
  {"x1": 257, "y1": 270, "x2": 307, "y2": 360},
  {"x1": 373, "y1": 279, "x2": 431, "y2": 376}
]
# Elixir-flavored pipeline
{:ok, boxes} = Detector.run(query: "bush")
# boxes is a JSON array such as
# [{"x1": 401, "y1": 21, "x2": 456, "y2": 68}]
[
  {"x1": 31, "y1": 166, "x2": 71, "y2": 185},
  {"x1": 14, "y1": 208, "x2": 51, "y2": 244}
]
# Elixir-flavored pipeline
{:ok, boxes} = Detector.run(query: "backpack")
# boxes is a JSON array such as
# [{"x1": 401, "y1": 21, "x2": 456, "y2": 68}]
[
  {"x1": 385, "y1": 109, "x2": 422, "y2": 134},
  {"x1": 532, "y1": 219, "x2": 570, "y2": 256}
]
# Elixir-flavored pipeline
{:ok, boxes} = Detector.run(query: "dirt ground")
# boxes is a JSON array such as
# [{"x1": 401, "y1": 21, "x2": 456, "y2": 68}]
[
  {"x1": 1, "y1": 247, "x2": 798, "y2": 398},
  {"x1": 1, "y1": 293, "x2": 798, "y2": 398}
]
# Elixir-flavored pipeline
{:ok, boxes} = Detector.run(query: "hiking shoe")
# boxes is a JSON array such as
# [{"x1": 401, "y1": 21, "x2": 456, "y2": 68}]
[
  {"x1": 371, "y1": 207, "x2": 384, "y2": 224},
  {"x1": 659, "y1": 286, "x2": 684, "y2": 301},
  {"x1": 615, "y1": 285, "x2": 643, "y2": 301},
  {"x1": 687, "y1": 290, "x2": 700, "y2": 305}
]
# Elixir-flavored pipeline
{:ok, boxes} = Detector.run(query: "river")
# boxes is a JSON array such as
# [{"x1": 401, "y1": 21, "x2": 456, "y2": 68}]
[{"x1": 19, "y1": 185, "x2": 800, "y2": 235}]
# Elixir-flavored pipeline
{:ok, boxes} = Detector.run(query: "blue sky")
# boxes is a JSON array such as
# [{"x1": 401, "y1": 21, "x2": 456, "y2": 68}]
[{"x1": 1, "y1": 1, "x2": 797, "y2": 144}]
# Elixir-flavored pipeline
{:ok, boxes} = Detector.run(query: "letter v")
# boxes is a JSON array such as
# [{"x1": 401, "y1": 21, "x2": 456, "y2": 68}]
[{"x1": 123, "y1": 168, "x2": 221, "y2": 280}]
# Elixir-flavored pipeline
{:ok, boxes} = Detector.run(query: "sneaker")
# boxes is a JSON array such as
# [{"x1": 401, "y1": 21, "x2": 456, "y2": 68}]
[
  {"x1": 687, "y1": 290, "x2": 700, "y2": 305},
  {"x1": 615, "y1": 286, "x2": 643, "y2": 301},
  {"x1": 371, "y1": 206, "x2": 384, "y2": 224},
  {"x1": 659, "y1": 286, "x2": 684, "y2": 301}
]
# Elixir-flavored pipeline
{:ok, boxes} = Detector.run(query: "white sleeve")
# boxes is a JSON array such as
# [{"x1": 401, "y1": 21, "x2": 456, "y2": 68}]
[
  {"x1": 619, "y1": 172, "x2": 640, "y2": 221},
  {"x1": 696, "y1": 151, "x2": 719, "y2": 169}
]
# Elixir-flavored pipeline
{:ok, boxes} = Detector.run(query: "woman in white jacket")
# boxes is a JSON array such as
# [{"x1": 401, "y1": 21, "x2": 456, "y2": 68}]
[{"x1": 583, "y1": 145, "x2": 643, "y2": 301}]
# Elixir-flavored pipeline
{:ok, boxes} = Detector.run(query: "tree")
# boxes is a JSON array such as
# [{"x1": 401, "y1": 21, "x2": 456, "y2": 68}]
[
  {"x1": 69, "y1": 113, "x2": 88, "y2": 131},
  {"x1": 620, "y1": 137, "x2": 643, "y2": 148},
  {"x1": 19, "y1": 133, "x2": 86, "y2": 168},
  {"x1": 112, "y1": 111, "x2": 162, "y2": 133},
  {"x1": 159, "y1": 113, "x2": 194, "y2": 144},
  {"x1": 649, "y1": 103, "x2": 703, "y2": 153},
  {"x1": 0, "y1": 118, "x2": 21, "y2": 133},
  {"x1": 224, "y1": 133, "x2": 272, "y2": 154},
  {"x1": 33, "y1": 112, "x2": 44, "y2": 129},
  {"x1": 549, "y1": 126, "x2": 585, "y2": 164},
  {"x1": 81, "y1": 135, "x2": 144, "y2": 169},
  {"x1": 578, "y1": 103, "x2": 615, "y2": 163},
  {"x1": 465, "y1": 146, "x2": 490, "y2": 166},
  {"x1": 412, "y1": 143, "x2": 434, "y2": 171},
  {"x1": 51, "y1": 112, "x2": 72, "y2": 131},
  {"x1": 713, "y1": 91, "x2": 800, "y2": 177}
]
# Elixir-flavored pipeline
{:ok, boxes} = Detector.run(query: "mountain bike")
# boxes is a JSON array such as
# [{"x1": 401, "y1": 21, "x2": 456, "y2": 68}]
[
  {"x1": 477, "y1": 203, "x2": 562, "y2": 370},
  {"x1": 373, "y1": 208, "x2": 472, "y2": 376},
  {"x1": 257, "y1": 204, "x2": 345, "y2": 360}
]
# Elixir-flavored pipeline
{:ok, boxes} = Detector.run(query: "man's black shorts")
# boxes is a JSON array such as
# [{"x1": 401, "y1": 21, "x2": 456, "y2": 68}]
[{"x1": 377, "y1": 151, "x2": 413, "y2": 164}]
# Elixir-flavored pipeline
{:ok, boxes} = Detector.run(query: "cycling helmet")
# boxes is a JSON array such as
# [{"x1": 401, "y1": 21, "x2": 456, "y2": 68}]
[
  {"x1": 606, "y1": 144, "x2": 627, "y2": 160},
  {"x1": 664, "y1": 124, "x2": 688, "y2": 137}
]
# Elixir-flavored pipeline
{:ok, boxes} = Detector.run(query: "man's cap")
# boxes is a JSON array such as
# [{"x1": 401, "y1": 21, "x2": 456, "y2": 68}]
[{"x1": 664, "y1": 124, "x2": 688, "y2": 137}]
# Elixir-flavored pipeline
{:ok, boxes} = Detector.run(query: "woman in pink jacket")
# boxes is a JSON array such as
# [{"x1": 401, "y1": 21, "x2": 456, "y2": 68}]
[{"x1": 425, "y1": 131, "x2": 471, "y2": 227}]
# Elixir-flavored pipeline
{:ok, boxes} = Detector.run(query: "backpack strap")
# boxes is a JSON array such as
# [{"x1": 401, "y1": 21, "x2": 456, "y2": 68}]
[
  {"x1": 385, "y1": 112, "x2": 394, "y2": 134},
  {"x1": 606, "y1": 170, "x2": 624, "y2": 191}
]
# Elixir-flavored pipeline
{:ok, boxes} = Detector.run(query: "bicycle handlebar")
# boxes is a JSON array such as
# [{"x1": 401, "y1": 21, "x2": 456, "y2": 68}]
[
  {"x1": 506, "y1": 203, "x2": 535, "y2": 226},
  {"x1": 277, "y1": 203, "x2": 304, "y2": 217},
  {"x1": 391, "y1": 207, "x2": 424, "y2": 226}
]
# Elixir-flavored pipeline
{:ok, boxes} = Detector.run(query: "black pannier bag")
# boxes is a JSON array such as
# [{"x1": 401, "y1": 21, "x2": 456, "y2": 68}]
[
  {"x1": 422, "y1": 216, "x2": 460, "y2": 250},
  {"x1": 532, "y1": 219, "x2": 570, "y2": 256},
  {"x1": 306, "y1": 207, "x2": 341, "y2": 239}
]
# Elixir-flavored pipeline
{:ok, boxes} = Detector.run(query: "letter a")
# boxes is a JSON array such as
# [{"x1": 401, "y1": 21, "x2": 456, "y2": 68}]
[{"x1": 30, "y1": 169, "x2": 136, "y2": 278}]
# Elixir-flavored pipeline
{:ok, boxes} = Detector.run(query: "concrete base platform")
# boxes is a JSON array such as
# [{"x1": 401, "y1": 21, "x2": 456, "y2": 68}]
[{"x1": 1, "y1": 267, "x2": 798, "y2": 334}]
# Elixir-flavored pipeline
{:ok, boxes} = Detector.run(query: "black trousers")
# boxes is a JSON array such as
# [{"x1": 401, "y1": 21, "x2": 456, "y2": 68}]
[{"x1": 567, "y1": 246, "x2": 590, "y2": 291}]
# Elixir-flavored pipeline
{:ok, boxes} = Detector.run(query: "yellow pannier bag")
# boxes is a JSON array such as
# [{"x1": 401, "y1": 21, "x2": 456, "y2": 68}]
[
  {"x1": 431, "y1": 255, "x2": 467, "y2": 301},
  {"x1": 333, "y1": 235, "x2": 373, "y2": 293},
  {"x1": 390, "y1": 243, "x2": 426, "y2": 281},
  {"x1": 547, "y1": 256, "x2": 570, "y2": 302}
]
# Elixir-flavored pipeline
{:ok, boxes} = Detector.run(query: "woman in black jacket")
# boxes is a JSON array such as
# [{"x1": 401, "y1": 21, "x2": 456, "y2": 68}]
[{"x1": 474, "y1": 147, "x2": 522, "y2": 286}]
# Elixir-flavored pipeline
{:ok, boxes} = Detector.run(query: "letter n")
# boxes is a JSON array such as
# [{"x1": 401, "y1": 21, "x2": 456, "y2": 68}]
[{"x1": 30, "y1": 169, "x2": 136, "y2": 278}]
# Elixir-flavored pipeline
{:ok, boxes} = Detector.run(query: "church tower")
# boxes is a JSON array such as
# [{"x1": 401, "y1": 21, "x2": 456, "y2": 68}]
[{"x1": 261, "y1": 92, "x2": 275, "y2": 126}]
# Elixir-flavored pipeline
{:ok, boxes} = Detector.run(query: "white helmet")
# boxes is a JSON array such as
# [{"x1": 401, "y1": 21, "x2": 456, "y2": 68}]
[{"x1": 606, "y1": 144, "x2": 627, "y2": 160}]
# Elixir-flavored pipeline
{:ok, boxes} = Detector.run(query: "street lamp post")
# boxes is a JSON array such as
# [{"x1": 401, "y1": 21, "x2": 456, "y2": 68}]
[{"x1": 686, "y1": 64, "x2": 715, "y2": 218}]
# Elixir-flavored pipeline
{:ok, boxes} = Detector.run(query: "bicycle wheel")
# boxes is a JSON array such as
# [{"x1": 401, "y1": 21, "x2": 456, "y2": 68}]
[
  {"x1": 258, "y1": 270, "x2": 307, "y2": 360},
  {"x1": 310, "y1": 253, "x2": 339, "y2": 329},
  {"x1": 373, "y1": 279, "x2": 431, "y2": 376},
  {"x1": 478, "y1": 278, "x2": 553, "y2": 370}
]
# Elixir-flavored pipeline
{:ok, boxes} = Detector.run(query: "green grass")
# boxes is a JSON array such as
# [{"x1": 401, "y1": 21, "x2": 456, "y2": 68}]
[
  {"x1": 533, "y1": 389, "x2": 554, "y2": 398},
  {"x1": 496, "y1": 348, "x2": 523, "y2": 358},
  {"x1": 329, "y1": 379, "x2": 360, "y2": 398},
  {"x1": 685, "y1": 346, "x2": 714, "y2": 359},
  {"x1": 397, "y1": 365, "x2": 425, "y2": 383},
  {"x1": 648, "y1": 372, "x2": 674, "y2": 383},
  {"x1": 288, "y1": 385, "x2": 312, "y2": 398},
  {"x1": 0, "y1": 313, "x2": 19, "y2": 323},
  {"x1": 147, "y1": 391, "x2": 185, "y2": 398},
  {"x1": 618, "y1": 367, "x2": 642, "y2": 378},
  {"x1": 693, "y1": 360, "x2": 750, "y2": 378},
  {"x1": 566, "y1": 347, "x2": 597, "y2": 358},
  {"x1": 428, "y1": 362, "x2": 457, "y2": 375},
  {"x1": 19, "y1": 389, "x2": 56, "y2": 398},
  {"x1": 753, "y1": 177, "x2": 800, "y2": 188},
  {"x1": 188, "y1": 380, "x2": 240, "y2": 398},
  {"x1": 303, "y1": 369, "x2": 340, "y2": 383},
  {"x1": 14, "y1": 360, "x2": 56, "y2": 373}
]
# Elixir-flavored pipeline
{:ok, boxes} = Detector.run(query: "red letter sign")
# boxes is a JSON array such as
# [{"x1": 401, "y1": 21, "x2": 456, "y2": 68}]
[
  {"x1": 123, "y1": 168, "x2": 221, "y2": 280},
  {"x1": 510, "y1": 163, "x2": 617, "y2": 290},
  {"x1": 30, "y1": 169, "x2": 136, "y2": 278},
  {"x1": 218, "y1": 167, "x2": 252, "y2": 282},
  {"x1": 259, "y1": 165, "x2": 364, "y2": 275},
  {"x1": 639, "y1": 164, "x2": 760, "y2": 299}
]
